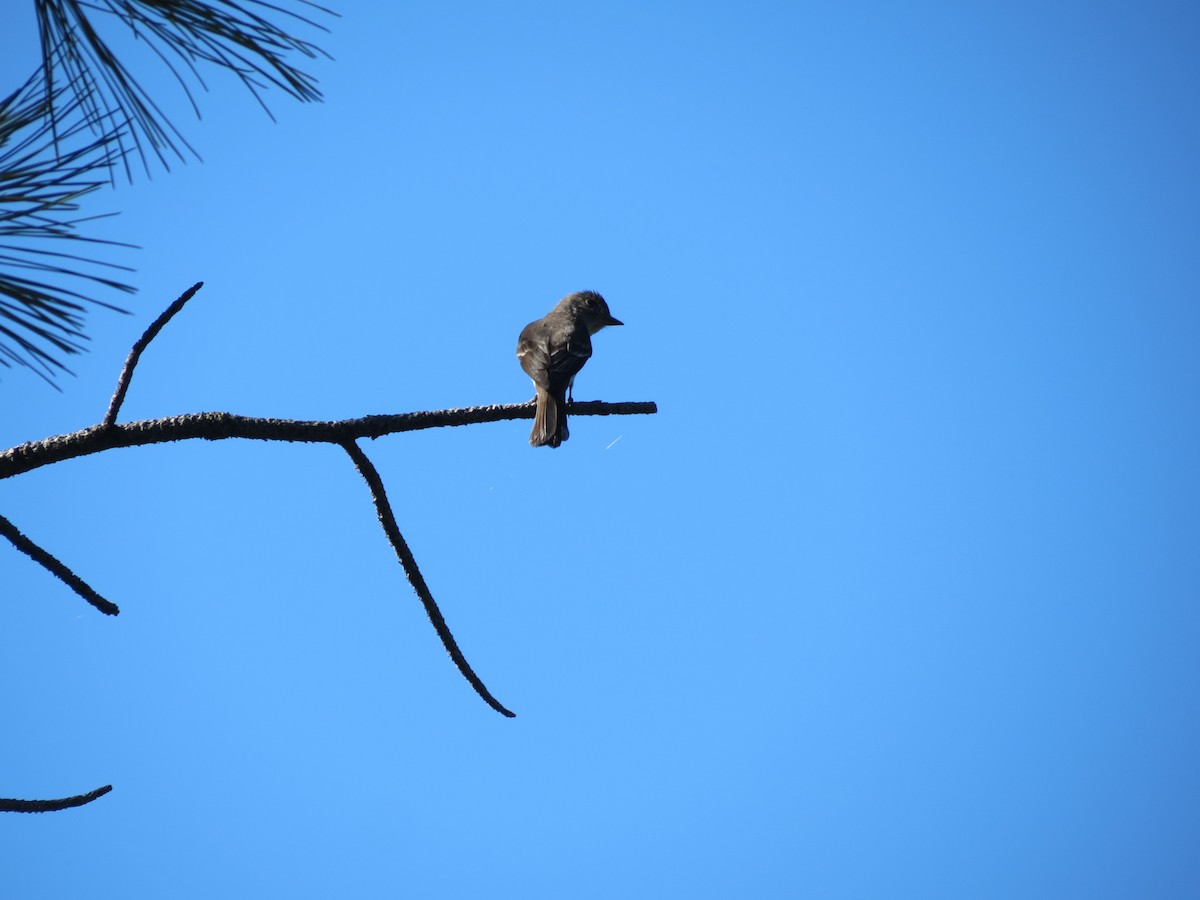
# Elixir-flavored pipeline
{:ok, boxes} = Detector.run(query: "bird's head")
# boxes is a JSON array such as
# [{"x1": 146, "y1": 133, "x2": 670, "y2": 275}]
[{"x1": 568, "y1": 290, "x2": 623, "y2": 334}]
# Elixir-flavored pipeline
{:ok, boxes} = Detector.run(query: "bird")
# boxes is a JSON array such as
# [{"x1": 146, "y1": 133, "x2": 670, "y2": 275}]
[{"x1": 516, "y1": 291, "x2": 623, "y2": 447}]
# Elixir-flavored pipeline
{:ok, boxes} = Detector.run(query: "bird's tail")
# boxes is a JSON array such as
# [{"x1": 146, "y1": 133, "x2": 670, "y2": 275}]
[{"x1": 530, "y1": 388, "x2": 568, "y2": 448}]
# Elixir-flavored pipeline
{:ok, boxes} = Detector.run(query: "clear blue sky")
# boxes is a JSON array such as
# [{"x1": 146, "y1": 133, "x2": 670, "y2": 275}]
[{"x1": 3, "y1": 2, "x2": 1199, "y2": 897}]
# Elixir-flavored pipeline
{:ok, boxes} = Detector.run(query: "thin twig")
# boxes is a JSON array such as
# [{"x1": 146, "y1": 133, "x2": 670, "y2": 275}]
[
  {"x1": 341, "y1": 439, "x2": 516, "y2": 718},
  {"x1": 103, "y1": 280, "x2": 203, "y2": 425},
  {"x1": 0, "y1": 511, "x2": 119, "y2": 615},
  {"x1": 0, "y1": 784, "x2": 112, "y2": 813}
]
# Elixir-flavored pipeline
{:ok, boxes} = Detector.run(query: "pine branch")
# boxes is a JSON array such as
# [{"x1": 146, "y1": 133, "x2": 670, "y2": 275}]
[
  {"x1": 35, "y1": 0, "x2": 336, "y2": 175},
  {"x1": 0, "y1": 70, "x2": 134, "y2": 384}
]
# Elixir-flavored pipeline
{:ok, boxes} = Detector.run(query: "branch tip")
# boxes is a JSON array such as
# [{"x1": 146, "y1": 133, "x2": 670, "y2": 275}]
[
  {"x1": 0, "y1": 512, "x2": 120, "y2": 615},
  {"x1": 0, "y1": 784, "x2": 112, "y2": 813}
]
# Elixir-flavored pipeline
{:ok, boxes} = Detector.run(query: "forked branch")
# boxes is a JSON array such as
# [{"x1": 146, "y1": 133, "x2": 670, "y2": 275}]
[{"x1": 5, "y1": 283, "x2": 656, "y2": 727}]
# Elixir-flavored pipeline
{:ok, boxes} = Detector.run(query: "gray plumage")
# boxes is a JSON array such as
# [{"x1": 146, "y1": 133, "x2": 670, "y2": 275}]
[{"x1": 516, "y1": 291, "x2": 623, "y2": 447}]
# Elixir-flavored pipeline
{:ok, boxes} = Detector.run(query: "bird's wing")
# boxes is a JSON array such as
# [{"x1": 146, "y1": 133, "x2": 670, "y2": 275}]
[
  {"x1": 518, "y1": 320, "x2": 592, "y2": 392},
  {"x1": 517, "y1": 322, "x2": 553, "y2": 389},
  {"x1": 545, "y1": 326, "x2": 592, "y2": 390}
]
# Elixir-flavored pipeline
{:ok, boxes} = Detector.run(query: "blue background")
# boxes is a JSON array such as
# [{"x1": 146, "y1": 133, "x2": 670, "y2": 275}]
[{"x1": 2, "y1": 2, "x2": 1199, "y2": 897}]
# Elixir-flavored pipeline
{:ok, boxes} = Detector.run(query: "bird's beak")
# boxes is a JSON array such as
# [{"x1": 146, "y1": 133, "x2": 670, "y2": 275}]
[{"x1": 607, "y1": 316, "x2": 624, "y2": 326}]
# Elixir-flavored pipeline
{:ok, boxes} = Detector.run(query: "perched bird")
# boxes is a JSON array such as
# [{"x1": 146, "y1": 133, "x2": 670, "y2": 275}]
[{"x1": 516, "y1": 291, "x2": 623, "y2": 447}]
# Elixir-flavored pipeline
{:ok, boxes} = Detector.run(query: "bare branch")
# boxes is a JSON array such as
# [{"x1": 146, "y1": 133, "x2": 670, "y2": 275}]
[
  {"x1": 4, "y1": 286, "x2": 654, "y2": 724},
  {"x1": 1, "y1": 400, "x2": 659, "y2": 481},
  {"x1": 104, "y1": 280, "x2": 202, "y2": 425},
  {"x1": 0, "y1": 784, "x2": 112, "y2": 813},
  {"x1": 342, "y1": 440, "x2": 516, "y2": 718},
  {"x1": 0, "y1": 511, "x2": 119, "y2": 615}
]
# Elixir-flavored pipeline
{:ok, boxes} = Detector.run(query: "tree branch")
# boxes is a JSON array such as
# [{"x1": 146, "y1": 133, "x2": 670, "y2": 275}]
[
  {"x1": 104, "y1": 280, "x2": 202, "y2": 425},
  {"x1": 1, "y1": 400, "x2": 659, "y2": 481},
  {"x1": 4, "y1": 283, "x2": 655, "y2": 730},
  {"x1": 342, "y1": 440, "x2": 516, "y2": 718},
  {"x1": 0, "y1": 511, "x2": 119, "y2": 615},
  {"x1": 0, "y1": 784, "x2": 112, "y2": 813}
]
